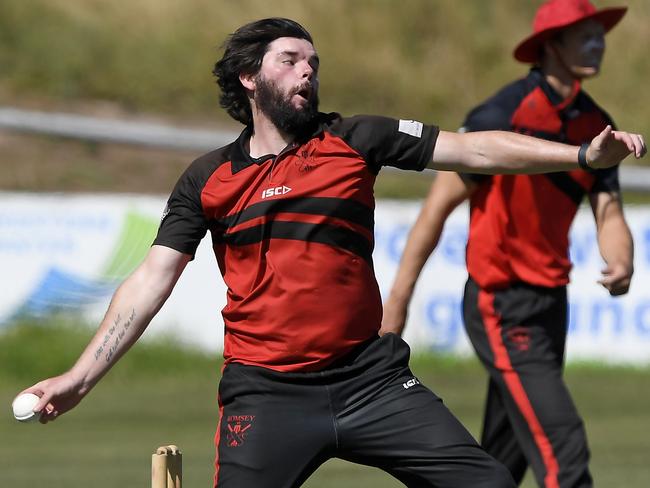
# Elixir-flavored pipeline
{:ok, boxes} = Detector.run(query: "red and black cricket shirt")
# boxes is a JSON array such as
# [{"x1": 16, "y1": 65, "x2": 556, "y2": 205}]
[
  {"x1": 461, "y1": 68, "x2": 620, "y2": 290},
  {"x1": 154, "y1": 113, "x2": 438, "y2": 371}
]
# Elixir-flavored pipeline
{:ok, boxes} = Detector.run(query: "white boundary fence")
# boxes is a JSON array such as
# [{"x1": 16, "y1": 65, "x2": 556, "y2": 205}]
[
  {"x1": 0, "y1": 107, "x2": 239, "y2": 152},
  {"x1": 1, "y1": 106, "x2": 650, "y2": 190}
]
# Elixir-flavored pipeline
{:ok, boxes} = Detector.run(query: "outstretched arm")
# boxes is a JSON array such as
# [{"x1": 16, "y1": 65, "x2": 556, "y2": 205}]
[
  {"x1": 18, "y1": 245, "x2": 192, "y2": 423},
  {"x1": 429, "y1": 125, "x2": 646, "y2": 173},
  {"x1": 590, "y1": 191, "x2": 634, "y2": 296},
  {"x1": 381, "y1": 172, "x2": 475, "y2": 336}
]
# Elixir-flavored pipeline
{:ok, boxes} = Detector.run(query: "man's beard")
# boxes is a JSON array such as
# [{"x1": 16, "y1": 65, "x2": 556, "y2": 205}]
[{"x1": 254, "y1": 75, "x2": 319, "y2": 136}]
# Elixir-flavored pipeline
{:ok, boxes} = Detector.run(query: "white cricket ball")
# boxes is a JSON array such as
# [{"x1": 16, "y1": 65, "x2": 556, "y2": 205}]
[{"x1": 12, "y1": 393, "x2": 41, "y2": 423}]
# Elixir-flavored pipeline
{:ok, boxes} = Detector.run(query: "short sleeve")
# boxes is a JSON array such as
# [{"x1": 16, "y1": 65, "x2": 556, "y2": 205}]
[
  {"x1": 461, "y1": 103, "x2": 513, "y2": 133},
  {"x1": 457, "y1": 104, "x2": 513, "y2": 185},
  {"x1": 153, "y1": 162, "x2": 210, "y2": 256},
  {"x1": 330, "y1": 115, "x2": 439, "y2": 173}
]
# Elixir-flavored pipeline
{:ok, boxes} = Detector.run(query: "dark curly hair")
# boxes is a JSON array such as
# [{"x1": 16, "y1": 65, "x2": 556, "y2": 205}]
[{"x1": 213, "y1": 18, "x2": 314, "y2": 125}]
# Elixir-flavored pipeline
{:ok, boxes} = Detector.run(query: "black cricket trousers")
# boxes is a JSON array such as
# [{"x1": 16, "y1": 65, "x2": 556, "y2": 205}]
[
  {"x1": 213, "y1": 333, "x2": 515, "y2": 487},
  {"x1": 463, "y1": 277, "x2": 592, "y2": 488}
]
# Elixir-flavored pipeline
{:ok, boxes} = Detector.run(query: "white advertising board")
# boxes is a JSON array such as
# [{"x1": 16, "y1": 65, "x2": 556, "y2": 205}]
[
  {"x1": 1, "y1": 193, "x2": 649, "y2": 364},
  {"x1": 0, "y1": 192, "x2": 226, "y2": 351}
]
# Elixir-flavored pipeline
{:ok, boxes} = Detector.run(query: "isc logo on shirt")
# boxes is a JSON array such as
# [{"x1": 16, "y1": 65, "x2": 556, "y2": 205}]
[
  {"x1": 261, "y1": 185, "x2": 292, "y2": 199},
  {"x1": 402, "y1": 377, "x2": 420, "y2": 389}
]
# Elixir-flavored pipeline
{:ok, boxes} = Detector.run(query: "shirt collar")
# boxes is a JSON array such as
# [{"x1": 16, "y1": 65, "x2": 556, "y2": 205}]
[
  {"x1": 530, "y1": 67, "x2": 581, "y2": 110},
  {"x1": 229, "y1": 113, "x2": 336, "y2": 174},
  {"x1": 229, "y1": 125, "x2": 273, "y2": 174}
]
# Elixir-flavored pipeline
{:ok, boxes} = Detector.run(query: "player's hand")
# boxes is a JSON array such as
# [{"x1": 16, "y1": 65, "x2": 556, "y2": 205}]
[
  {"x1": 587, "y1": 126, "x2": 646, "y2": 169},
  {"x1": 22, "y1": 372, "x2": 89, "y2": 424},
  {"x1": 380, "y1": 298, "x2": 408, "y2": 337},
  {"x1": 597, "y1": 262, "x2": 633, "y2": 296}
]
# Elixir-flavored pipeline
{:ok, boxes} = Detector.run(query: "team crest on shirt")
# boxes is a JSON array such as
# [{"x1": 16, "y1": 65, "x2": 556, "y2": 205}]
[
  {"x1": 226, "y1": 415, "x2": 255, "y2": 447},
  {"x1": 296, "y1": 141, "x2": 317, "y2": 173}
]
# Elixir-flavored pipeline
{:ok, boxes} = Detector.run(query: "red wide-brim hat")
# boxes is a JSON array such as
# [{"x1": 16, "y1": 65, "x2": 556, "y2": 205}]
[{"x1": 514, "y1": 0, "x2": 627, "y2": 63}]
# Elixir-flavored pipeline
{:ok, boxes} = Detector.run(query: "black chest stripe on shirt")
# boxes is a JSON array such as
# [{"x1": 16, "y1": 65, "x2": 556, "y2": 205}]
[
  {"x1": 217, "y1": 221, "x2": 374, "y2": 266},
  {"x1": 215, "y1": 197, "x2": 374, "y2": 233},
  {"x1": 543, "y1": 173, "x2": 585, "y2": 206}
]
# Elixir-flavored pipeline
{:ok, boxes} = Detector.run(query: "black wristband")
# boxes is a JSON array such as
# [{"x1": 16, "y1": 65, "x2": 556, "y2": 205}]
[{"x1": 578, "y1": 143, "x2": 591, "y2": 170}]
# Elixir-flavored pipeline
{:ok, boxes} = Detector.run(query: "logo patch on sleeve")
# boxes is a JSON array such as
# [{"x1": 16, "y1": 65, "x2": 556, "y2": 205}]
[
  {"x1": 398, "y1": 119, "x2": 423, "y2": 138},
  {"x1": 160, "y1": 205, "x2": 170, "y2": 223}
]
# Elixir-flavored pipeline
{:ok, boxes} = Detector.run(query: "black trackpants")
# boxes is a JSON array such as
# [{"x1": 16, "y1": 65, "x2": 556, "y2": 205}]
[
  {"x1": 214, "y1": 333, "x2": 515, "y2": 487},
  {"x1": 463, "y1": 278, "x2": 592, "y2": 488}
]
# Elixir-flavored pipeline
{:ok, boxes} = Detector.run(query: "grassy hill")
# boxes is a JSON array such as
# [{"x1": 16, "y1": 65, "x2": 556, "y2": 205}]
[
  {"x1": 1, "y1": 0, "x2": 648, "y2": 135},
  {"x1": 1, "y1": 1, "x2": 648, "y2": 197}
]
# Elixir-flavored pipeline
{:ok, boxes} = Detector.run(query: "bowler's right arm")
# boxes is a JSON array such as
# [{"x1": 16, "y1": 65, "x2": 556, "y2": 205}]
[{"x1": 19, "y1": 245, "x2": 191, "y2": 423}]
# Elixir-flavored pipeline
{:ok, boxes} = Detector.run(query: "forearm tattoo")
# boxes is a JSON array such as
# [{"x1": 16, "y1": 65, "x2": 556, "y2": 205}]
[{"x1": 93, "y1": 308, "x2": 137, "y2": 363}]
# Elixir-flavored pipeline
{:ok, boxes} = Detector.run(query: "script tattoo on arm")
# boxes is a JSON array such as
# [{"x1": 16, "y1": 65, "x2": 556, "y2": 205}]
[{"x1": 93, "y1": 309, "x2": 137, "y2": 363}]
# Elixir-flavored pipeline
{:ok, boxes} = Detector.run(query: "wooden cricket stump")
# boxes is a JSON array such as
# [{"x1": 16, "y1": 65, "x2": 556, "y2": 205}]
[{"x1": 151, "y1": 445, "x2": 182, "y2": 488}]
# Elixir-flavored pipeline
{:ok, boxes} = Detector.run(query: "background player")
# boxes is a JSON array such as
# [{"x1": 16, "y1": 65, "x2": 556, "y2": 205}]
[{"x1": 381, "y1": 1, "x2": 639, "y2": 486}]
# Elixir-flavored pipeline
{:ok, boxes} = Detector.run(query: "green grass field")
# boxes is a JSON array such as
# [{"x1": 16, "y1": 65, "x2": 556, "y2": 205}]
[{"x1": 1, "y1": 323, "x2": 649, "y2": 487}]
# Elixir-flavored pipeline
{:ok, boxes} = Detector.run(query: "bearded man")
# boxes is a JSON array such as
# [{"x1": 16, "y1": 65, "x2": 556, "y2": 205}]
[{"x1": 21, "y1": 16, "x2": 645, "y2": 488}]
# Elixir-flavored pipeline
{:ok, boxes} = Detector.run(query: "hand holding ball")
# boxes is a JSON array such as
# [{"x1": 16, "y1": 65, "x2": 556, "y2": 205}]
[{"x1": 12, "y1": 393, "x2": 41, "y2": 423}]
